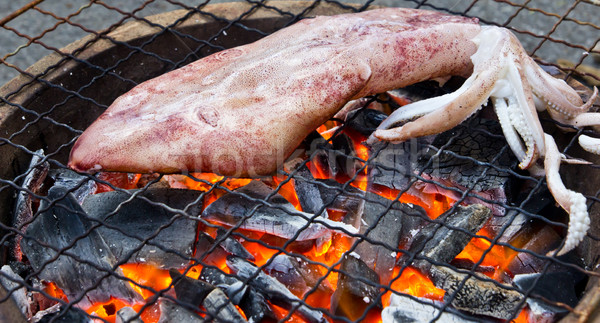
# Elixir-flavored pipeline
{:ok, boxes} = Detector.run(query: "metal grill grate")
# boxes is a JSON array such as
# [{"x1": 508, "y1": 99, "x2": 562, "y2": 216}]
[{"x1": 1, "y1": 1, "x2": 600, "y2": 323}]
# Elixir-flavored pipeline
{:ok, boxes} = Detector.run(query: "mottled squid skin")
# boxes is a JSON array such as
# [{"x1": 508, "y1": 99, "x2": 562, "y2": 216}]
[
  {"x1": 69, "y1": 8, "x2": 598, "y2": 255},
  {"x1": 68, "y1": 8, "x2": 479, "y2": 176}
]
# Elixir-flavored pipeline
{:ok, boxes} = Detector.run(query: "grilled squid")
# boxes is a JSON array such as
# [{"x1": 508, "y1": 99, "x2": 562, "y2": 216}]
[{"x1": 69, "y1": 8, "x2": 598, "y2": 256}]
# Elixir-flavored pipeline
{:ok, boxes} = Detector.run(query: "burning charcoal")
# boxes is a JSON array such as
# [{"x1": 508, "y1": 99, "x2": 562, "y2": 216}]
[
  {"x1": 20, "y1": 186, "x2": 142, "y2": 308},
  {"x1": 0, "y1": 265, "x2": 30, "y2": 320},
  {"x1": 331, "y1": 253, "x2": 381, "y2": 321},
  {"x1": 226, "y1": 256, "x2": 325, "y2": 323},
  {"x1": 315, "y1": 179, "x2": 365, "y2": 228},
  {"x1": 382, "y1": 293, "x2": 479, "y2": 323},
  {"x1": 200, "y1": 266, "x2": 274, "y2": 323},
  {"x1": 414, "y1": 118, "x2": 518, "y2": 216},
  {"x1": 216, "y1": 229, "x2": 255, "y2": 261},
  {"x1": 203, "y1": 288, "x2": 248, "y2": 323},
  {"x1": 116, "y1": 307, "x2": 144, "y2": 323},
  {"x1": 356, "y1": 192, "x2": 429, "y2": 285},
  {"x1": 264, "y1": 254, "x2": 333, "y2": 296},
  {"x1": 331, "y1": 132, "x2": 361, "y2": 178},
  {"x1": 203, "y1": 181, "x2": 355, "y2": 241},
  {"x1": 194, "y1": 232, "x2": 232, "y2": 268},
  {"x1": 158, "y1": 298, "x2": 204, "y2": 323},
  {"x1": 429, "y1": 265, "x2": 524, "y2": 319},
  {"x1": 368, "y1": 140, "x2": 420, "y2": 191},
  {"x1": 170, "y1": 269, "x2": 214, "y2": 308},
  {"x1": 12, "y1": 149, "x2": 49, "y2": 261},
  {"x1": 48, "y1": 169, "x2": 97, "y2": 203},
  {"x1": 82, "y1": 188, "x2": 202, "y2": 268},
  {"x1": 292, "y1": 164, "x2": 328, "y2": 218},
  {"x1": 406, "y1": 204, "x2": 492, "y2": 272},
  {"x1": 507, "y1": 225, "x2": 562, "y2": 275},
  {"x1": 343, "y1": 105, "x2": 388, "y2": 136}
]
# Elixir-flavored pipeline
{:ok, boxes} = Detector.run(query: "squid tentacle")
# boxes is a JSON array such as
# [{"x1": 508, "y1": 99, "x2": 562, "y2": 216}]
[{"x1": 544, "y1": 134, "x2": 590, "y2": 256}]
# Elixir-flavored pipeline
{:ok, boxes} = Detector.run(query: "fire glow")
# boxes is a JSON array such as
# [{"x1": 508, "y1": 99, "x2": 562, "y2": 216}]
[{"x1": 45, "y1": 117, "x2": 532, "y2": 323}]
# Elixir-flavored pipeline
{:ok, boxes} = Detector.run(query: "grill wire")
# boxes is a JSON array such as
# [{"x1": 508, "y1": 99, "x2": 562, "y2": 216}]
[{"x1": 0, "y1": 0, "x2": 600, "y2": 322}]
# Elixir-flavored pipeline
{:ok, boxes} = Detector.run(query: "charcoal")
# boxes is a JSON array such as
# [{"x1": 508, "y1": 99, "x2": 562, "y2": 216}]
[
  {"x1": 37, "y1": 306, "x2": 91, "y2": 323},
  {"x1": 507, "y1": 225, "x2": 562, "y2": 275},
  {"x1": 304, "y1": 131, "x2": 340, "y2": 177},
  {"x1": 48, "y1": 169, "x2": 97, "y2": 203},
  {"x1": 215, "y1": 229, "x2": 255, "y2": 261},
  {"x1": 382, "y1": 294, "x2": 480, "y2": 323},
  {"x1": 203, "y1": 181, "x2": 355, "y2": 241},
  {"x1": 200, "y1": 266, "x2": 274, "y2": 323},
  {"x1": 0, "y1": 265, "x2": 30, "y2": 319},
  {"x1": 429, "y1": 265, "x2": 524, "y2": 319},
  {"x1": 292, "y1": 165, "x2": 328, "y2": 218},
  {"x1": 226, "y1": 256, "x2": 325, "y2": 323},
  {"x1": 414, "y1": 118, "x2": 517, "y2": 216},
  {"x1": 264, "y1": 254, "x2": 333, "y2": 296},
  {"x1": 194, "y1": 232, "x2": 230, "y2": 266},
  {"x1": 82, "y1": 188, "x2": 202, "y2": 268},
  {"x1": 331, "y1": 132, "x2": 361, "y2": 178},
  {"x1": 170, "y1": 269, "x2": 214, "y2": 308},
  {"x1": 343, "y1": 106, "x2": 388, "y2": 136},
  {"x1": 368, "y1": 140, "x2": 422, "y2": 191},
  {"x1": 406, "y1": 204, "x2": 492, "y2": 272},
  {"x1": 330, "y1": 253, "x2": 381, "y2": 321},
  {"x1": 158, "y1": 298, "x2": 205, "y2": 323},
  {"x1": 116, "y1": 307, "x2": 144, "y2": 323},
  {"x1": 355, "y1": 192, "x2": 429, "y2": 284},
  {"x1": 203, "y1": 288, "x2": 248, "y2": 323},
  {"x1": 12, "y1": 149, "x2": 49, "y2": 261},
  {"x1": 315, "y1": 179, "x2": 365, "y2": 228},
  {"x1": 20, "y1": 186, "x2": 142, "y2": 308},
  {"x1": 513, "y1": 272, "x2": 583, "y2": 309}
]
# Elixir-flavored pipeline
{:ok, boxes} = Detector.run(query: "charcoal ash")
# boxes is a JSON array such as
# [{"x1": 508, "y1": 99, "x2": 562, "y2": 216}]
[
  {"x1": 35, "y1": 305, "x2": 92, "y2": 323},
  {"x1": 202, "y1": 181, "x2": 356, "y2": 241},
  {"x1": 158, "y1": 298, "x2": 204, "y2": 323},
  {"x1": 382, "y1": 293, "x2": 481, "y2": 323},
  {"x1": 200, "y1": 266, "x2": 274, "y2": 322},
  {"x1": 226, "y1": 256, "x2": 325, "y2": 323},
  {"x1": 355, "y1": 192, "x2": 429, "y2": 285},
  {"x1": 330, "y1": 253, "x2": 381, "y2": 321},
  {"x1": 12, "y1": 149, "x2": 49, "y2": 262},
  {"x1": 263, "y1": 254, "x2": 333, "y2": 296},
  {"x1": 20, "y1": 186, "x2": 142, "y2": 308},
  {"x1": 82, "y1": 188, "x2": 202, "y2": 268}
]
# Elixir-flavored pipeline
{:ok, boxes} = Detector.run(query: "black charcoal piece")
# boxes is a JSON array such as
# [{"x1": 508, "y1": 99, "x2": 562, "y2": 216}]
[
  {"x1": 116, "y1": 307, "x2": 144, "y2": 323},
  {"x1": 513, "y1": 272, "x2": 582, "y2": 309},
  {"x1": 429, "y1": 266, "x2": 524, "y2": 319},
  {"x1": 368, "y1": 140, "x2": 422, "y2": 192},
  {"x1": 315, "y1": 179, "x2": 365, "y2": 228},
  {"x1": 382, "y1": 294, "x2": 479, "y2": 323},
  {"x1": 158, "y1": 298, "x2": 205, "y2": 323},
  {"x1": 200, "y1": 266, "x2": 274, "y2": 323},
  {"x1": 20, "y1": 186, "x2": 142, "y2": 309},
  {"x1": 292, "y1": 165, "x2": 329, "y2": 218},
  {"x1": 264, "y1": 254, "x2": 333, "y2": 296},
  {"x1": 203, "y1": 181, "x2": 350, "y2": 241},
  {"x1": 407, "y1": 204, "x2": 492, "y2": 272},
  {"x1": 356, "y1": 192, "x2": 429, "y2": 285},
  {"x1": 331, "y1": 132, "x2": 361, "y2": 178},
  {"x1": 170, "y1": 269, "x2": 214, "y2": 308},
  {"x1": 215, "y1": 229, "x2": 255, "y2": 261},
  {"x1": 82, "y1": 188, "x2": 202, "y2": 268},
  {"x1": 194, "y1": 232, "x2": 229, "y2": 266},
  {"x1": 343, "y1": 105, "x2": 388, "y2": 136},
  {"x1": 12, "y1": 149, "x2": 49, "y2": 261},
  {"x1": 203, "y1": 288, "x2": 248, "y2": 323},
  {"x1": 36, "y1": 306, "x2": 92, "y2": 323},
  {"x1": 226, "y1": 256, "x2": 325, "y2": 323},
  {"x1": 330, "y1": 253, "x2": 381, "y2": 321},
  {"x1": 48, "y1": 168, "x2": 96, "y2": 204}
]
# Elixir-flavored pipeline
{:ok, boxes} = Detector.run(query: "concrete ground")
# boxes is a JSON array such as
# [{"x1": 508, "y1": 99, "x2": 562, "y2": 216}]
[{"x1": 0, "y1": 0, "x2": 598, "y2": 86}]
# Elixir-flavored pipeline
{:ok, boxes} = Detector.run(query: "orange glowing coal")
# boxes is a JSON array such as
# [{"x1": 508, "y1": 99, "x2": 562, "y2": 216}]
[{"x1": 46, "y1": 116, "x2": 535, "y2": 323}]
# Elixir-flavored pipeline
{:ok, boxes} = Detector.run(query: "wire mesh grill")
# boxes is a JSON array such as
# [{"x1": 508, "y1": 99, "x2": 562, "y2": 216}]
[{"x1": 1, "y1": 1, "x2": 600, "y2": 322}]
